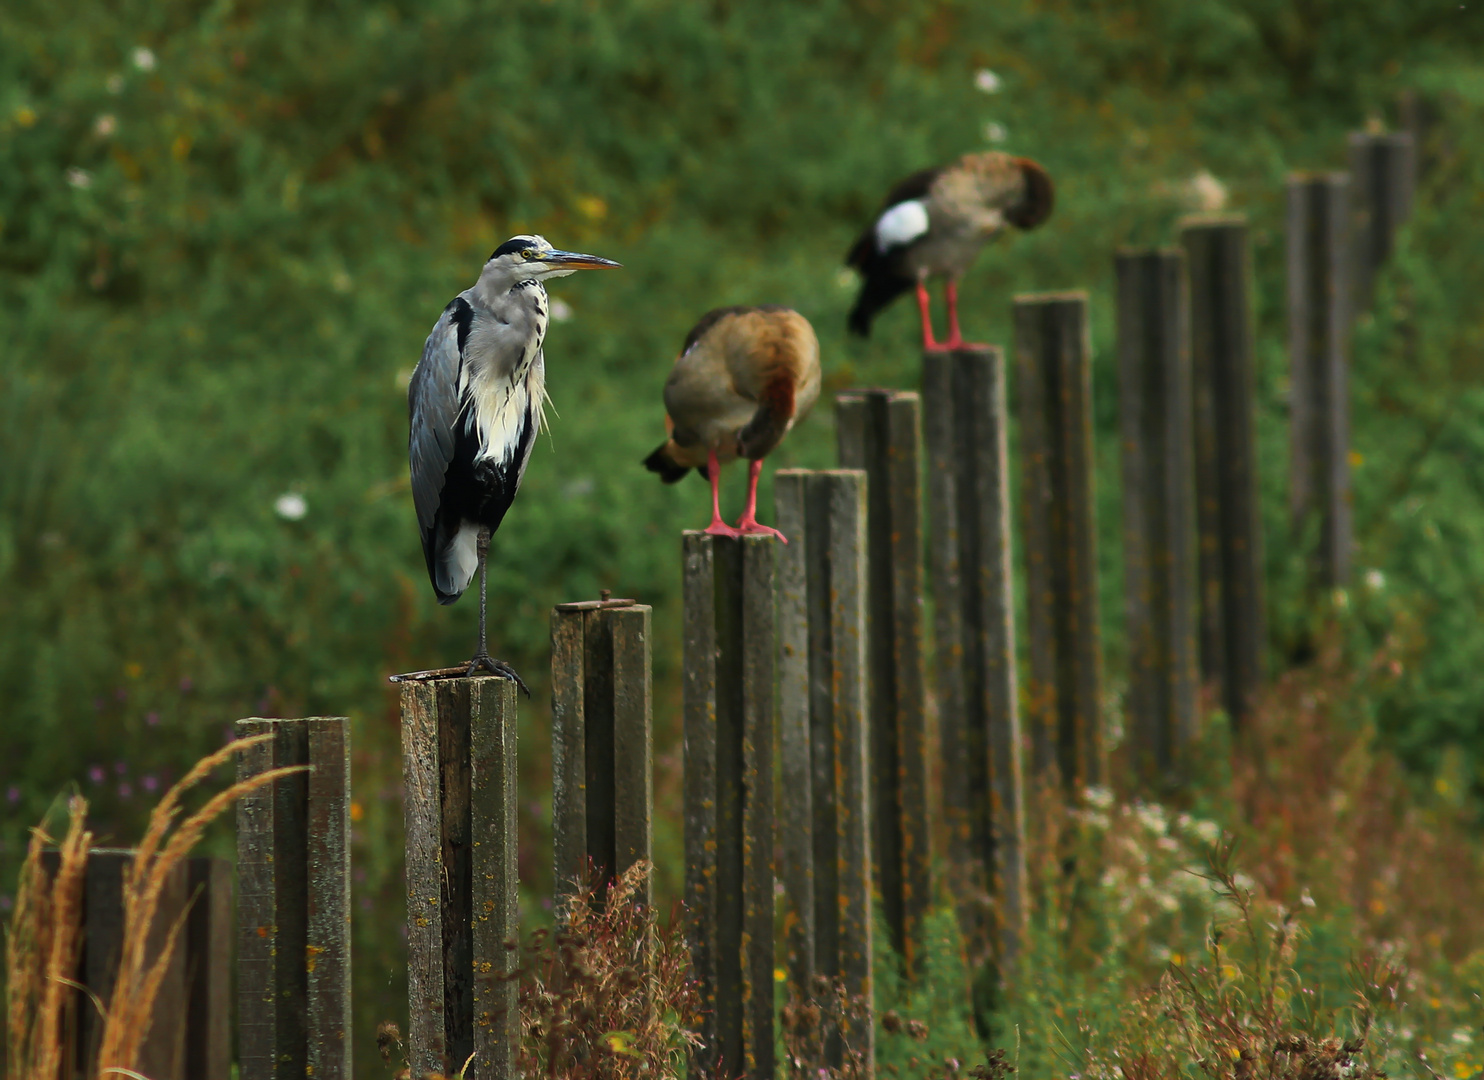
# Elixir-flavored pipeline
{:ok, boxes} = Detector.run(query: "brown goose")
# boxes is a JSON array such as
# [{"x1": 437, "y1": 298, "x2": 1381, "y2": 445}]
[
  {"x1": 642, "y1": 306, "x2": 820, "y2": 542},
  {"x1": 845, "y1": 151, "x2": 1054, "y2": 351}
]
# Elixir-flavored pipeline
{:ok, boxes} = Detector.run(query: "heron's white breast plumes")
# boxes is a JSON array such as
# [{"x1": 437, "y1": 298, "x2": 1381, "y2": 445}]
[{"x1": 875, "y1": 199, "x2": 930, "y2": 252}]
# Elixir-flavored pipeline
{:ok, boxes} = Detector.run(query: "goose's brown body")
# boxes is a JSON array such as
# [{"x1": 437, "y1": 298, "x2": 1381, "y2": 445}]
[{"x1": 644, "y1": 305, "x2": 820, "y2": 539}]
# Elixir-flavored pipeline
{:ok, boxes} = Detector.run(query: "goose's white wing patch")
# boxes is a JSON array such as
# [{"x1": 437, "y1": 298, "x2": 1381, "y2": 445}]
[{"x1": 875, "y1": 199, "x2": 930, "y2": 252}]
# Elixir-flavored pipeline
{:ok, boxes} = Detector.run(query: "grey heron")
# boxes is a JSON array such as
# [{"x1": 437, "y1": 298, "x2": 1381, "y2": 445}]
[
  {"x1": 408, "y1": 234, "x2": 620, "y2": 688},
  {"x1": 846, "y1": 151, "x2": 1054, "y2": 350},
  {"x1": 642, "y1": 306, "x2": 820, "y2": 542}
]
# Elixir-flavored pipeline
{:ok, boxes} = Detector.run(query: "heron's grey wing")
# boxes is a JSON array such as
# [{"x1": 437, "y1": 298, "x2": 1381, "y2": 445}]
[{"x1": 408, "y1": 304, "x2": 467, "y2": 535}]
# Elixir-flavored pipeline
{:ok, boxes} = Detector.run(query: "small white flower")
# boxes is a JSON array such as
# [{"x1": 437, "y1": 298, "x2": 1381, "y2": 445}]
[
  {"x1": 66, "y1": 167, "x2": 93, "y2": 189},
  {"x1": 974, "y1": 69, "x2": 1002, "y2": 93},
  {"x1": 562, "y1": 477, "x2": 595, "y2": 500},
  {"x1": 1364, "y1": 568, "x2": 1386, "y2": 592},
  {"x1": 1084, "y1": 785, "x2": 1114, "y2": 810},
  {"x1": 1451, "y1": 1029, "x2": 1474, "y2": 1047},
  {"x1": 274, "y1": 492, "x2": 308, "y2": 521},
  {"x1": 984, "y1": 121, "x2": 1008, "y2": 143},
  {"x1": 107, "y1": 74, "x2": 125, "y2": 94},
  {"x1": 1183, "y1": 169, "x2": 1228, "y2": 211},
  {"x1": 548, "y1": 297, "x2": 574, "y2": 322},
  {"x1": 1135, "y1": 802, "x2": 1168, "y2": 835},
  {"x1": 94, "y1": 114, "x2": 117, "y2": 137},
  {"x1": 132, "y1": 47, "x2": 156, "y2": 72},
  {"x1": 1300, "y1": 887, "x2": 1316, "y2": 908}
]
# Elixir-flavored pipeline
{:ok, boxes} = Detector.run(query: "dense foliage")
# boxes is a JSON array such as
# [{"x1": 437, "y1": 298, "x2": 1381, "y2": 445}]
[{"x1": 4, "y1": 0, "x2": 1484, "y2": 1070}]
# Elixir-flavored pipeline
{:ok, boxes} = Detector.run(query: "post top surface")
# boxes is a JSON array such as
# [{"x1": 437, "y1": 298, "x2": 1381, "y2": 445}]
[
  {"x1": 1012, "y1": 289, "x2": 1089, "y2": 306},
  {"x1": 681, "y1": 530, "x2": 780, "y2": 545},
  {"x1": 1347, "y1": 129, "x2": 1414, "y2": 148},
  {"x1": 1285, "y1": 171, "x2": 1350, "y2": 186},
  {"x1": 1114, "y1": 245, "x2": 1183, "y2": 260},
  {"x1": 1177, "y1": 212, "x2": 1248, "y2": 231},
  {"x1": 834, "y1": 386, "x2": 920, "y2": 404},
  {"x1": 387, "y1": 666, "x2": 523, "y2": 685},
  {"x1": 774, "y1": 467, "x2": 869, "y2": 479},
  {"x1": 553, "y1": 597, "x2": 645, "y2": 612}
]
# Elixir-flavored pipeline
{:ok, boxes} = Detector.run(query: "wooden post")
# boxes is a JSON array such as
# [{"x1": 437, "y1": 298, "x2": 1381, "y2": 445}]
[
  {"x1": 1013, "y1": 294, "x2": 1104, "y2": 792},
  {"x1": 551, "y1": 597, "x2": 653, "y2": 907},
  {"x1": 236, "y1": 717, "x2": 353, "y2": 1080},
  {"x1": 1348, "y1": 131, "x2": 1416, "y2": 310},
  {"x1": 834, "y1": 389, "x2": 930, "y2": 971},
  {"x1": 45, "y1": 849, "x2": 188, "y2": 1080},
  {"x1": 921, "y1": 347, "x2": 1027, "y2": 964},
  {"x1": 683, "y1": 532, "x2": 776, "y2": 1080},
  {"x1": 1182, "y1": 218, "x2": 1266, "y2": 729},
  {"x1": 398, "y1": 678, "x2": 520, "y2": 1080},
  {"x1": 775, "y1": 469, "x2": 874, "y2": 1065},
  {"x1": 1287, "y1": 174, "x2": 1354, "y2": 589},
  {"x1": 185, "y1": 857, "x2": 233, "y2": 1080},
  {"x1": 1116, "y1": 251, "x2": 1200, "y2": 787}
]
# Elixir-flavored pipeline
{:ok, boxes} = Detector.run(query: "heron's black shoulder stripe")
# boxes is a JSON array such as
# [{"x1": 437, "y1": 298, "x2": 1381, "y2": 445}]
[
  {"x1": 680, "y1": 305, "x2": 792, "y2": 355},
  {"x1": 445, "y1": 296, "x2": 475, "y2": 353},
  {"x1": 492, "y1": 237, "x2": 533, "y2": 259}
]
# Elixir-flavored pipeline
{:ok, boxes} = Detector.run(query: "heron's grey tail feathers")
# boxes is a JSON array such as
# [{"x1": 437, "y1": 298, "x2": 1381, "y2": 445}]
[
  {"x1": 429, "y1": 521, "x2": 480, "y2": 603},
  {"x1": 643, "y1": 442, "x2": 699, "y2": 484}
]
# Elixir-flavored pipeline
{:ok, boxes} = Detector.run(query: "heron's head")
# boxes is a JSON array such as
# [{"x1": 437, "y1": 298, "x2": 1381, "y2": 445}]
[{"x1": 481, "y1": 234, "x2": 622, "y2": 284}]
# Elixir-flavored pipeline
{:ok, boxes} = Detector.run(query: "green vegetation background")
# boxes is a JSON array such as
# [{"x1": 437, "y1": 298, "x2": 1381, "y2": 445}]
[{"x1": 4, "y1": 0, "x2": 1484, "y2": 1071}]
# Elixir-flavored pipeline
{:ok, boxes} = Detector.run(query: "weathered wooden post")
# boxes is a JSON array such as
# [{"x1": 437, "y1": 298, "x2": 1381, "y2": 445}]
[
  {"x1": 834, "y1": 389, "x2": 930, "y2": 970},
  {"x1": 1013, "y1": 294, "x2": 1104, "y2": 792},
  {"x1": 1348, "y1": 131, "x2": 1416, "y2": 309},
  {"x1": 921, "y1": 347, "x2": 1027, "y2": 963},
  {"x1": 396, "y1": 678, "x2": 519, "y2": 1080},
  {"x1": 683, "y1": 532, "x2": 776, "y2": 1080},
  {"x1": 1287, "y1": 174, "x2": 1354, "y2": 589},
  {"x1": 551, "y1": 596, "x2": 653, "y2": 907},
  {"x1": 42, "y1": 848, "x2": 189, "y2": 1079},
  {"x1": 1116, "y1": 251, "x2": 1200, "y2": 787},
  {"x1": 775, "y1": 469, "x2": 874, "y2": 1065},
  {"x1": 185, "y1": 857, "x2": 233, "y2": 1080},
  {"x1": 236, "y1": 716, "x2": 352, "y2": 1080},
  {"x1": 1182, "y1": 217, "x2": 1266, "y2": 728}
]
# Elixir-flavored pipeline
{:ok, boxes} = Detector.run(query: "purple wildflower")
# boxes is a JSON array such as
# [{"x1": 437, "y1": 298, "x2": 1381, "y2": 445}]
[
  {"x1": 146, "y1": 711, "x2": 160, "y2": 726},
  {"x1": 88, "y1": 766, "x2": 105, "y2": 784}
]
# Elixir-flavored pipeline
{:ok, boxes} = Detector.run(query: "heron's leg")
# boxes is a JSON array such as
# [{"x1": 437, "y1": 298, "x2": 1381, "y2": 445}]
[
  {"x1": 465, "y1": 527, "x2": 531, "y2": 695},
  {"x1": 733, "y1": 458, "x2": 787, "y2": 543},
  {"x1": 703, "y1": 449, "x2": 744, "y2": 538},
  {"x1": 917, "y1": 281, "x2": 947, "y2": 353}
]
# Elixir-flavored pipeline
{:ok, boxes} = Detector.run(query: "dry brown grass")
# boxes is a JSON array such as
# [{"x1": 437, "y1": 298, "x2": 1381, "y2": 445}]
[
  {"x1": 6, "y1": 794, "x2": 91, "y2": 1079},
  {"x1": 4, "y1": 734, "x2": 304, "y2": 1080}
]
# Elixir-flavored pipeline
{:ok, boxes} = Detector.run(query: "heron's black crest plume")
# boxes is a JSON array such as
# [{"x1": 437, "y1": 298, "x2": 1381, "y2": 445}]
[{"x1": 491, "y1": 236, "x2": 534, "y2": 259}]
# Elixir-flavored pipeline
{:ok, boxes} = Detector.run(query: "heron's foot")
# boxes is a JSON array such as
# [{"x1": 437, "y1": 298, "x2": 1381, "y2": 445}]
[
  {"x1": 465, "y1": 653, "x2": 532, "y2": 697},
  {"x1": 940, "y1": 334, "x2": 990, "y2": 352},
  {"x1": 733, "y1": 515, "x2": 788, "y2": 544}
]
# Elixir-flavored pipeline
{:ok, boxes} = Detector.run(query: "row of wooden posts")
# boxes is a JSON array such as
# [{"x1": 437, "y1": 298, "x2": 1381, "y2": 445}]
[{"x1": 38, "y1": 128, "x2": 1417, "y2": 1080}]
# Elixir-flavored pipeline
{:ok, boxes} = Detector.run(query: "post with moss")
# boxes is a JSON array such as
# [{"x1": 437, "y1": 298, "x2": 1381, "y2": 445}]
[
  {"x1": 1116, "y1": 251, "x2": 1200, "y2": 788},
  {"x1": 1182, "y1": 217, "x2": 1266, "y2": 729},
  {"x1": 1347, "y1": 131, "x2": 1416, "y2": 310},
  {"x1": 1287, "y1": 174, "x2": 1354, "y2": 590},
  {"x1": 921, "y1": 347, "x2": 1028, "y2": 964},
  {"x1": 551, "y1": 596, "x2": 653, "y2": 907},
  {"x1": 683, "y1": 532, "x2": 776, "y2": 1080},
  {"x1": 775, "y1": 469, "x2": 874, "y2": 1066},
  {"x1": 397, "y1": 679, "x2": 519, "y2": 1080},
  {"x1": 236, "y1": 716, "x2": 352, "y2": 1080},
  {"x1": 1013, "y1": 293, "x2": 1104, "y2": 793},
  {"x1": 834, "y1": 389, "x2": 931, "y2": 973}
]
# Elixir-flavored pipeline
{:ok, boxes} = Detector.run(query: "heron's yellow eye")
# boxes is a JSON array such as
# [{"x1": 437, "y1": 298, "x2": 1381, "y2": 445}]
[{"x1": 522, "y1": 248, "x2": 539, "y2": 260}]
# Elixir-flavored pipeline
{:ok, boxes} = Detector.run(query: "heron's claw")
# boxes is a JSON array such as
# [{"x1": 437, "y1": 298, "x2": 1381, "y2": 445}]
[
  {"x1": 734, "y1": 519, "x2": 788, "y2": 544},
  {"x1": 465, "y1": 653, "x2": 532, "y2": 697}
]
